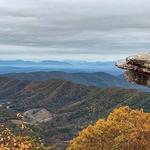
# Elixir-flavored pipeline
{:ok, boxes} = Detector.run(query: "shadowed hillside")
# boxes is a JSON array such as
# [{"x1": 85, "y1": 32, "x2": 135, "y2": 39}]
[{"x1": 0, "y1": 71, "x2": 149, "y2": 92}]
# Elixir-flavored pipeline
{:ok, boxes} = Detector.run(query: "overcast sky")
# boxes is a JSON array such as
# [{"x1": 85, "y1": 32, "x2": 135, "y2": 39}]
[{"x1": 0, "y1": 0, "x2": 150, "y2": 61}]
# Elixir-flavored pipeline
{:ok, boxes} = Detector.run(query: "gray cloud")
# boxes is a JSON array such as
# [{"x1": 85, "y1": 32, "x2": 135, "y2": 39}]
[{"x1": 0, "y1": 0, "x2": 150, "y2": 60}]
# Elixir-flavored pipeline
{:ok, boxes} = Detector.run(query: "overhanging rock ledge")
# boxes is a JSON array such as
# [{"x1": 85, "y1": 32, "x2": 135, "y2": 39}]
[{"x1": 116, "y1": 53, "x2": 150, "y2": 87}]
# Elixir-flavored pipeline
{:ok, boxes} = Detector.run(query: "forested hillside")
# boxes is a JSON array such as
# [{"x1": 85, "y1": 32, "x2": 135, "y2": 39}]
[
  {"x1": 0, "y1": 71, "x2": 149, "y2": 91},
  {"x1": 0, "y1": 77, "x2": 150, "y2": 149}
]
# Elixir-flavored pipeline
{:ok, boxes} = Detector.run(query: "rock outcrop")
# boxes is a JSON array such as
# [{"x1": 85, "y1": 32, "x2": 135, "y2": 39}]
[
  {"x1": 116, "y1": 53, "x2": 150, "y2": 87},
  {"x1": 23, "y1": 108, "x2": 56, "y2": 125}
]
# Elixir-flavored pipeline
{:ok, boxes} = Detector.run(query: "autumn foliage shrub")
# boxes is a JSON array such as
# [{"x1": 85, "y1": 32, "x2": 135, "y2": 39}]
[
  {"x1": 67, "y1": 106, "x2": 150, "y2": 150},
  {"x1": 0, "y1": 128, "x2": 51, "y2": 150},
  {"x1": 0, "y1": 113, "x2": 51, "y2": 150}
]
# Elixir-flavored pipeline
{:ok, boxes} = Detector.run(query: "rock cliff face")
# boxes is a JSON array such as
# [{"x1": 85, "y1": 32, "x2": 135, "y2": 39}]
[{"x1": 116, "y1": 53, "x2": 150, "y2": 87}]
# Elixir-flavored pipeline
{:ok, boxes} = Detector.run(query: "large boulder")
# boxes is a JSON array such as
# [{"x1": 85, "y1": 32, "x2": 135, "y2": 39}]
[{"x1": 116, "y1": 53, "x2": 150, "y2": 87}]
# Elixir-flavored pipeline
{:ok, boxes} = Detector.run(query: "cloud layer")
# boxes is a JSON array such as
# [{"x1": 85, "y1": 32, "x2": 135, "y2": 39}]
[{"x1": 0, "y1": 0, "x2": 150, "y2": 60}]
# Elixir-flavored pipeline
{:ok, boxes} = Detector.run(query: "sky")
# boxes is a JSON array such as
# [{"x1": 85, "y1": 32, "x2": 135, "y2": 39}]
[{"x1": 0, "y1": 0, "x2": 150, "y2": 61}]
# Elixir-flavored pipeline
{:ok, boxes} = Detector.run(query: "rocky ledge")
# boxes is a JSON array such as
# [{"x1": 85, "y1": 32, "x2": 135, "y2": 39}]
[{"x1": 116, "y1": 53, "x2": 150, "y2": 87}]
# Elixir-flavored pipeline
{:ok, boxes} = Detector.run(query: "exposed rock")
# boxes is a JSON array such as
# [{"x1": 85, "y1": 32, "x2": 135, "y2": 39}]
[
  {"x1": 23, "y1": 108, "x2": 56, "y2": 125},
  {"x1": 116, "y1": 53, "x2": 150, "y2": 87},
  {"x1": 11, "y1": 119, "x2": 22, "y2": 125}
]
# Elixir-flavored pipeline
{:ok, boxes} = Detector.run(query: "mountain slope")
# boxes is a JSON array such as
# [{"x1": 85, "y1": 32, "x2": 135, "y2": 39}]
[
  {"x1": 0, "y1": 71, "x2": 149, "y2": 91},
  {"x1": 0, "y1": 77, "x2": 150, "y2": 149}
]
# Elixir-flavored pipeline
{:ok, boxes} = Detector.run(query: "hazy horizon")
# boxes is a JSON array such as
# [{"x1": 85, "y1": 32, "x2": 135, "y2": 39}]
[
  {"x1": 0, "y1": 54, "x2": 128, "y2": 61},
  {"x1": 0, "y1": 58, "x2": 121, "y2": 61}
]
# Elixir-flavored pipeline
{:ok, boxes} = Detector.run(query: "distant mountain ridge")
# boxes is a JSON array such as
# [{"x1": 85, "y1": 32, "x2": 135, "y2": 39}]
[
  {"x1": 0, "y1": 60, "x2": 122, "y2": 75},
  {"x1": 0, "y1": 60, "x2": 71, "y2": 66},
  {"x1": 0, "y1": 71, "x2": 149, "y2": 92}
]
